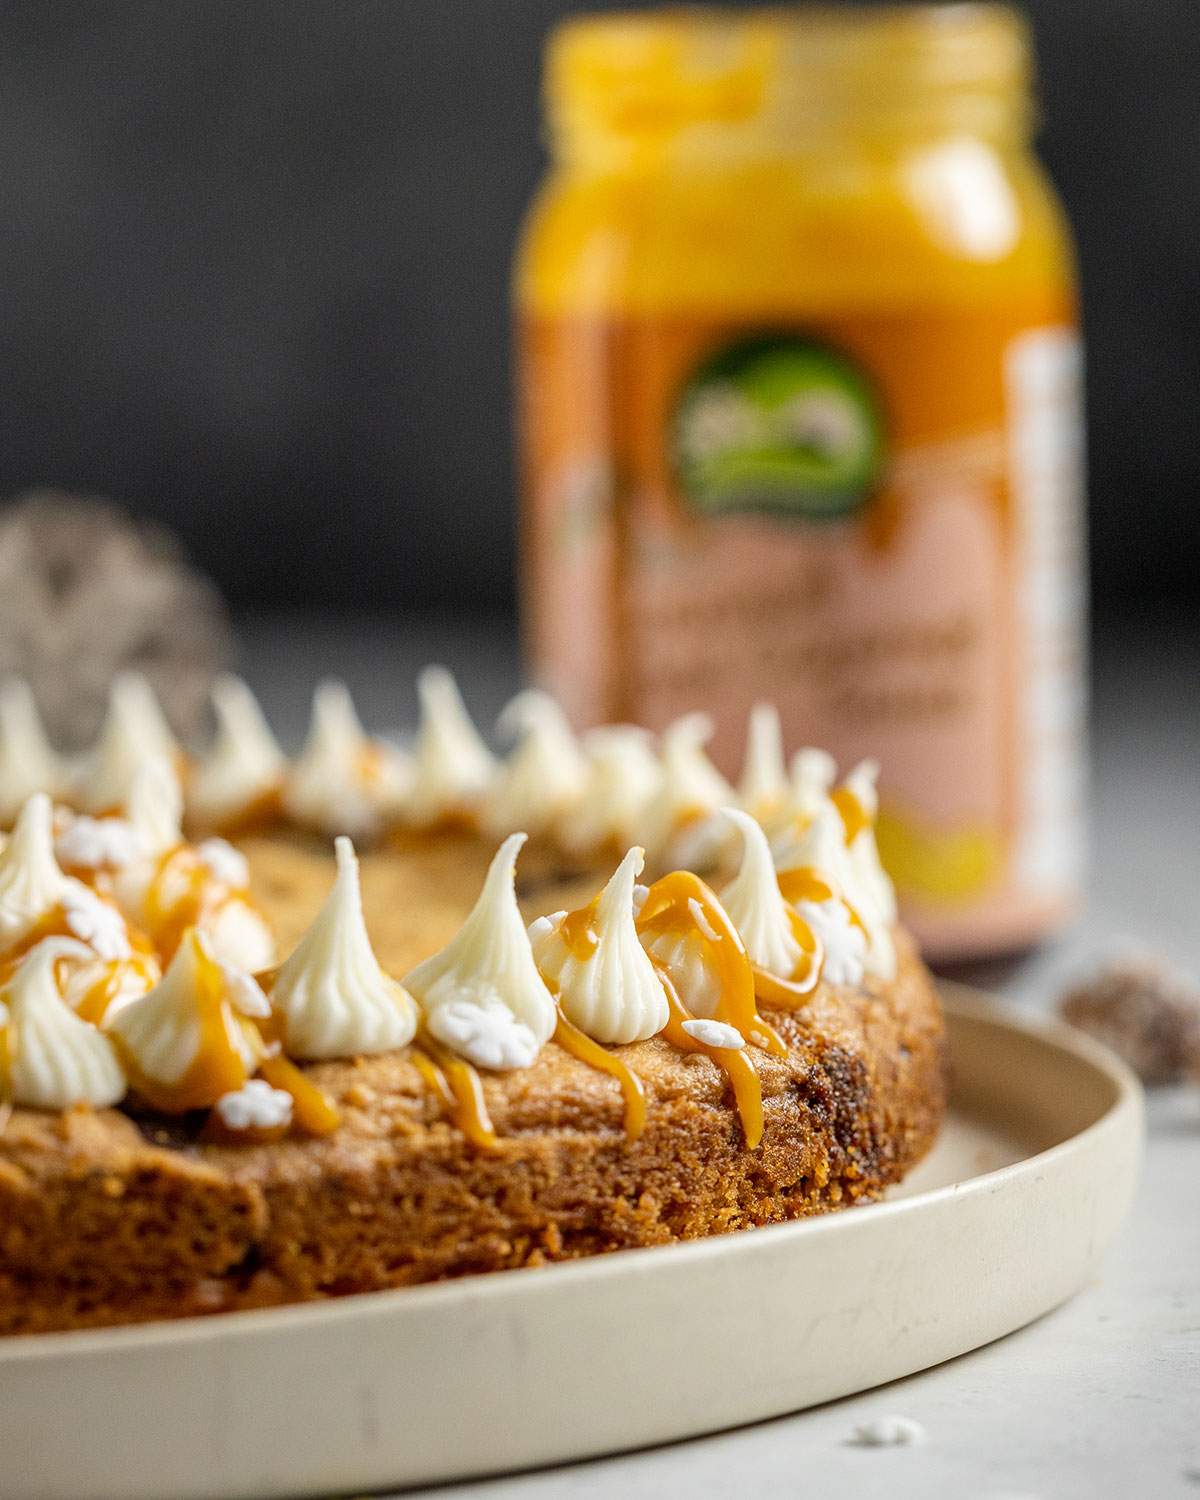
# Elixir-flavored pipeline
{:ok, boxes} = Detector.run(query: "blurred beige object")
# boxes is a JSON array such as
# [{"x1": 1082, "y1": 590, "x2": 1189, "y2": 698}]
[
  {"x1": 1060, "y1": 955, "x2": 1200, "y2": 1084},
  {"x1": 0, "y1": 489, "x2": 232, "y2": 747}
]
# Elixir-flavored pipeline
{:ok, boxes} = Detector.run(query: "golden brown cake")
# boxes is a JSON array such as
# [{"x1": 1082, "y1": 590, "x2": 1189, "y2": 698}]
[
  {"x1": 0, "y1": 674, "x2": 946, "y2": 1336},
  {"x1": 0, "y1": 833, "x2": 943, "y2": 1336}
]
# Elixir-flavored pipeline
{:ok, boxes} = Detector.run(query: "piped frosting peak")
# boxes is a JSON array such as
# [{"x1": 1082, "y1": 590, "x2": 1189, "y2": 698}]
[
  {"x1": 80, "y1": 673, "x2": 178, "y2": 815},
  {"x1": 556, "y1": 725, "x2": 660, "y2": 858},
  {"x1": 115, "y1": 763, "x2": 275, "y2": 976},
  {"x1": 773, "y1": 799, "x2": 896, "y2": 980},
  {"x1": 718, "y1": 809, "x2": 803, "y2": 981},
  {"x1": 189, "y1": 675, "x2": 286, "y2": 832},
  {"x1": 126, "y1": 754, "x2": 185, "y2": 857},
  {"x1": 284, "y1": 680, "x2": 411, "y2": 841},
  {"x1": 788, "y1": 748, "x2": 838, "y2": 822},
  {"x1": 0, "y1": 793, "x2": 70, "y2": 951},
  {"x1": 837, "y1": 760, "x2": 898, "y2": 925},
  {"x1": 404, "y1": 666, "x2": 496, "y2": 828},
  {"x1": 481, "y1": 690, "x2": 586, "y2": 840},
  {"x1": 658, "y1": 712, "x2": 732, "y2": 817},
  {"x1": 1, "y1": 937, "x2": 127, "y2": 1109},
  {"x1": 405, "y1": 832, "x2": 556, "y2": 1066},
  {"x1": 643, "y1": 713, "x2": 732, "y2": 862},
  {"x1": 107, "y1": 927, "x2": 261, "y2": 1110},
  {"x1": 531, "y1": 846, "x2": 668, "y2": 1045},
  {"x1": 269, "y1": 836, "x2": 418, "y2": 1060},
  {"x1": 737, "y1": 703, "x2": 789, "y2": 824},
  {"x1": 0, "y1": 679, "x2": 67, "y2": 825}
]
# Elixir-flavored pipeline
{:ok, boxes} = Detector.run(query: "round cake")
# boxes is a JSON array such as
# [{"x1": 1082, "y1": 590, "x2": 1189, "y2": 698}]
[{"x1": 0, "y1": 671, "x2": 946, "y2": 1335}]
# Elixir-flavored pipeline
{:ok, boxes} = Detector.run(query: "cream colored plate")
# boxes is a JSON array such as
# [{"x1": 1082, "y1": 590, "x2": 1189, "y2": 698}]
[{"x1": 0, "y1": 985, "x2": 1142, "y2": 1500}]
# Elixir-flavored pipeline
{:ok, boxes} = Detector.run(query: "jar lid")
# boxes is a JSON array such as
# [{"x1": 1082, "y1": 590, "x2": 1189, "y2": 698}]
[{"x1": 546, "y1": 6, "x2": 1034, "y2": 160}]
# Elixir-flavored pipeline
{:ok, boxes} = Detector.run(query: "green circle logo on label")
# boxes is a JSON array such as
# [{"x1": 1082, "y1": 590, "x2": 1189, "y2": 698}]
[{"x1": 673, "y1": 334, "x2": 885, "y2": 520}]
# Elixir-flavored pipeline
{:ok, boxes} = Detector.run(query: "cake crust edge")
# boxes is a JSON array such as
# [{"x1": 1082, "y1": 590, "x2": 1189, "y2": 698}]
[{"x1": 0, "y1": 931, "x2": 944, "y2": 1335}]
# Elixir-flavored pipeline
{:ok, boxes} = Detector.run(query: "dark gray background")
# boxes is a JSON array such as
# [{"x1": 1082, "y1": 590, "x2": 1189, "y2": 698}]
[{"x1": 0, "y1": 0, "x2": 1195, "y2": 615}]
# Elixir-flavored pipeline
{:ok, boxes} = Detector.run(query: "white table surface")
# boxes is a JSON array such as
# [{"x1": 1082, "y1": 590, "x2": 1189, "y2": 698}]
[{"x1": 240, "y1": 608, "x2": 1199, "y2": 1500}]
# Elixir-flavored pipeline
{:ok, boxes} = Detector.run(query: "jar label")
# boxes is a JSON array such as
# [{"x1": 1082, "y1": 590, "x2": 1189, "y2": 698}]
[
  {"x1": 674, "y1": 334, "x2": 885, "y2": 522},
  {"x1": 518, "y1": 303, "x2": 1086, "y2": 958}
]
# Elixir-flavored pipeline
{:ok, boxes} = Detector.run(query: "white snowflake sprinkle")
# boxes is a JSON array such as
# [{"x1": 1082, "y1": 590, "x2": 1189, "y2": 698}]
[
  {"x1": 848, "y1": 1415, "x2": 927, "y2": 1448},
  {"x1": 427, "y1": 996, "x2": 539, "y2": 1071},
  {"x1": 197, "y1": 837, "x2": 250, "y2": 888},
  {"x1": 55, "y1": 815, "x2": 145, "y2": 871},
  {"x1": 214, "y1": 1078, "x2": 293, "y2": 1132},
  {"x1": 681, "y1": 1017, "x2": 745, "y2": 1050},
  {"x1": 62, "y1": 885, "x2": 130, "y2": 961}
]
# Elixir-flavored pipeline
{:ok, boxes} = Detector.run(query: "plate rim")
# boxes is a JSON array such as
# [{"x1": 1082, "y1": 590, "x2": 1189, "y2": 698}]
[{"x1": 0, "y1": 981, "x2": 1144, "y2": 1364}]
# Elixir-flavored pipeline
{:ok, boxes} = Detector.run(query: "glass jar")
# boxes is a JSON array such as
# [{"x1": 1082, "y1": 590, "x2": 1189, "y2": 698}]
[{"x1": 515, "y1": 5, "x2": 1086, "y2": 961}]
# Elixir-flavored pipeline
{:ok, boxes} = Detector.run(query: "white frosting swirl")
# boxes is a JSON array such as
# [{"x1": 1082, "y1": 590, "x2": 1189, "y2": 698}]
[
  {"x1": 737, "y1": 703, "x2": 789, "y2": 824},
  {"x1": 643, "y1": 713, "x2": 733, "y2": 865},
  {"x1": 202, "y1": 897, "x2": 276, "y2": 975},
  {"x1": 188, "y1": 676, "x2": 285, "y2": 831},
  {"x1": 404, "y1": 831, "x2": 556, "y2": 1064},
  {"x1": 79, "y1": 673, "x2": 178, "y2": 814},
  {"x1": 556, "y1": 725, "x2": 661, "y2": 858},
  {"x1": 61, "y1": 884, "x2": 131, "y2": 961},
  {"x1": 60, "y1": 946, "x2": 159, "y2": 1021},
  {"x1": 638, "y1": 915, "x2": 723, "y2": 1019},
  {"x1": 1, "y1": 938, "x2": 127, "y2": 1109},
  {"x1": 718, "y1": 809, "x2": 803, "y2": 980},
  {"x1": 270, "y1": 836, "x2": 417, "y2": 1060},
  {"x1": 113, "y1": 759, "x2": 275, "y2": 973},
  {"x1": 788, "y1": 748, "x2": 838, "y2": 822},
  {"x1": 0, "y1": 794, "x2": 72, "y2": 951},
  {"x1": 841, "y1": 760, "x2": 898, "y2": 925},
  {"x1": 196, "y1": 837, "x2": 250, "y2": 888},
  {"x1": 0, "y1": 679, "x2": 67, "y2": 824},
  {"x1": 0, "y1": 794, "x2": 146, "y2": 1000},
  {"x1": 107, "y1": 929, "x2": 259, "y2": 1089},
  {"x1": 126, "y1": 754, "x2": 184, "y2": 856},
  {"x1": 481, "y1": 690, "x2": 586, "y2": 840},
  {"x1": 531, "y1": 846, "x2": 668, "y2": 1045},
  {"x1": 795, "y1": 898, "x2": 867, "y2": 988},
  {"x1": 284, "y1": 680, "x2": 411, "y2": 841},
  {"x1": 773, "y1": 800, "x2": 896, "y2": 981},
  {"x1": 403, "y1": 666, "x2": 496, "y2": 828}
]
